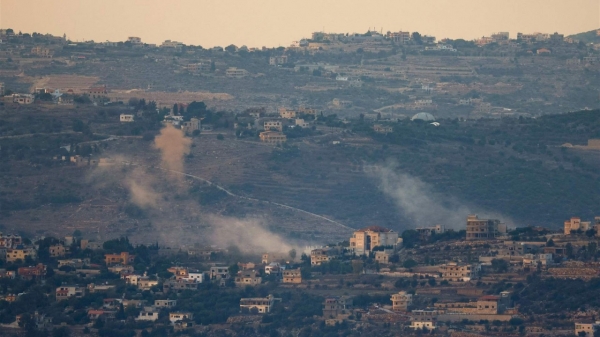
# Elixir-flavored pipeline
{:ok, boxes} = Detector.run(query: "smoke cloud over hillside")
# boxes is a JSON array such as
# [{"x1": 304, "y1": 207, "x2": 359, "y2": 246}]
[
  {"x1": 154, "y1": 124, "x2": 191, "y2": 174},
  {"x1": 375, "y1": 164, "x2": 510, "y2": 229},
  {"x1": 125, "y1": 168, "x2": 159, "y2": 208},
  {"x1": 207, "y1": 215, "x2": 297, "y2": 254}
]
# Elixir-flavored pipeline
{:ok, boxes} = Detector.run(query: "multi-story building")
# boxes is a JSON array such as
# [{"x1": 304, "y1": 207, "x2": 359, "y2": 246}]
[
  {"x1": 49, "y1": 245, "x2": 66, "y2": 257},
  {"x1": 239, "y1": 294, "x2": 281, "y2": 314},
  {"x1": 163, "y1": 279, "x2": 199, "y2": 293},
  {"x1": 349, "y1": 226, "x2": 400, "y2": 256},
  {"x1": 439, "y1": 262, "x2": 479, "y2": 282},
  {"x1": 18, "y1": 264, "x2": 47, "y2": 280},
  {"x1": 322, "y1": 296, "x2": 353, "y2": 318},
  {"x1": 104, "y1": 252, "x2": 135, "y2": 265},
  {"x1": 564, "y1": 217, "x2": 592, "y2": 234},
  {"x1": 269, "y1": 55, "x2": 288, "y2": 66},
  {"x1": 259, "y1": 131, "x2": 287, "y2": 143},
  {"x1": 387, "y1": 31, "x2": 411, "y2": 44},
  {"x1": 310, "y1": 248, "x2": 339, "y2": 266},
  {"x1": 234, "y1": 270, "x2": 262, "y2": 287},
  {"x1": 56, "y1": 286, "x2": 85, "y2": 300},
  {"x1": 127, "y1": 36, "x2": 142, "y2": 44},
  {"x1": 466, "y1": 215, "x2": 504, "y2": 240},
  {"x1": 6, "y1": 245, "x2": 37, "y2": 262},
  {"x1": 575, "y1": 321, "x2": 600, "y2": 337},
  {"x1": 282, "y1": 268, "x2": 302, "y2": 284},
  {"x1": 264, "y1": 120, "x2": 283, "y2": 132},
  {"x1": 0, "y1": 234, "x2": 22, "y2": 248},
  {"x1": 279, "y1": 108, "x2": 297, "y2": 119},
  {"x1": 209, "y1": 266, "x2": 230, "y2": 280},
  {"x1": 391, "y1": 291, "x2": 413, "y2": 311}
]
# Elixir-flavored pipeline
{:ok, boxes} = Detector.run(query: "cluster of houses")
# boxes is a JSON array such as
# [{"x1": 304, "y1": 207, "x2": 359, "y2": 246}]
[
  {"x1": 3, "y1": 84, "x2": 109, "y2": 105},
  {"x1": 235, "y1": 106, "x2": 318, "y2": 144},
  {"x1": 2, "y1": 210, "x2": 600, "y2": 333}
]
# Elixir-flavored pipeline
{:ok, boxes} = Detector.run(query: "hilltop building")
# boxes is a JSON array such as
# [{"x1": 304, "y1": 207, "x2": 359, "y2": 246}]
[
  {"x1": 466, "y1": 215, "x2": 506, "y2": 240},
  {"x1": 349, "y1": 226, "x2": 400, "y2": 256},
  {"x1": 391, "y1": 291, "x2": 413, "y2": 311}
]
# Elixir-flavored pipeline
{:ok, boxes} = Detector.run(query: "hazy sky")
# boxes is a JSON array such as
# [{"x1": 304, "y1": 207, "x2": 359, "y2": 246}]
[{"x1": 1, "y1": 0, "x2": 598, "y2": 47}]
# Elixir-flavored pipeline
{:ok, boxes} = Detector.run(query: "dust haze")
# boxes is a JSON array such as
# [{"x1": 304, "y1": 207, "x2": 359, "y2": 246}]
[
  {"x1": 374, "y1": 163, "x2": 512, "y2": 230},
  {"x1": 153, "y1": 124, "x2": 192, "y2": 175}
]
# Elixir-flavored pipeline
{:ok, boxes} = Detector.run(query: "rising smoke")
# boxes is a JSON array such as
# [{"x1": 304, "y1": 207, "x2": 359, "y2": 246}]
[
  {"x1": 153, "y1": 124, "x2": 191, "y2": 175},
  {"x1": 374, "y1": 163, "x2": 511, "y2": 229},
  {"x1": 206, "y1": 215, "x2": 298, "y2": 254}
]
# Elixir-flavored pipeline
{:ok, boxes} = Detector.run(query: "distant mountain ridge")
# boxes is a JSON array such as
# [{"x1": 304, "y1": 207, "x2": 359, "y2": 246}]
[{"x1": 568, "y1": 29, "x2": 600, "y2": 43}]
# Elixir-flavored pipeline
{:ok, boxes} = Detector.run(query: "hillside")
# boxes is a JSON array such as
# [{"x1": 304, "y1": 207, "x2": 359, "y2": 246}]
[
  {"x1": 568, "y1": 28, "x2": 600, "y2": 43},
  {"x1": 1, "y1": 104, "x2": 599, "y2": 247}
]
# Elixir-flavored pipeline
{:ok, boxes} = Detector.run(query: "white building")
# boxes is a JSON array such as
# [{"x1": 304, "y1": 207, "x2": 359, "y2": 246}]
[
  {"x1": 136, "y1": 308, "x2": 159, "y2": 321},
  {"x1": 225, "y1": 67, "x2": 248, "y2": 78},
  {"x1": 410, "y1": 319, "x2": 436, "y2": 330},
  {"x1": 240, "y1": 295, "x2": 281, "y2": 314},
  {"x1": 169, "y1": 312, "x2": 193, "y2": 324},
  {"x1": 120, "y1": 114, "x2": 135, "y2": 122}
]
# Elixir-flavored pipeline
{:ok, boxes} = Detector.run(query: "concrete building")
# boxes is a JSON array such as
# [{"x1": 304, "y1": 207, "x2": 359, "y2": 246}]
[
  {"x1": 259, "y1": 131, "x2": 287, "y2": 143},
  {"x1": 387, "y1": 31, "x2": 411, "y2": 44},
  {"x1": 12, "y1": 94, "x2": 34, "y2": 104},
  {"x1": 17, "y1": 264, "x2": 47, "y2": 280},
  {"x1": 466, "y1": 215, "x2": 505, "y2": 240},
  {"x1": 56, "y1": 286, "x2": 85, "y2": 300},
  {"x1": 49, "y1": 245, "x2": 66, "y2": 257},
  {"x1": 373, "y1": 124, "x2": 393, "y2": 134},
  {"x1": 154, "y1": 299, "x2": 177, "y2": 308},
  {"x1": 410, "y1": 318, "x2": 436, "y2": 330},
  {"x1": 282, "y1": 268, "x2": 302, "y2": 284},
  {"x1": 310, "y1": 248, "x2": 339, "y2": 266},
  {"x1": 279, "y1": 108, "x2": 297, "y2": 119},
  {"x1": 322, "y1": 296, "x2": 353, "y2": 318},
  {"x1": 416, "y1": 225, "x2": 446, "y2": 240},
  {"x1": 0, "y1": 233, "x2": 22, "y2": 248},
  {"x1": 575, "y1": 322, "x2": 600, "y2": 337},
  {"x1": 239, "y1": 295, "x2": 281, "y2": 314},
  {"x1": 209, "y1": 266, "x2": 229, "y2": 281},
  {"x1": 264, "y1": 120, "x2": 283, "y2": 132},
  {"x1": 136, "y1": 308, "x2": 159, "y2": 321},
  {"x1": 6, "y1": 245, "x2": 36, "y2": 262},
  {"x1": 439, "y1": 262, "x2": 479, "y2": 282},
  {"x1": 269, "y1": 55, "x2": 288, "y2": 65},
  {"x1": 127, "y1": 37, "x2": 142, "y2": 44},
  {"x1": 349, "y1": 226, "x2": 400, "y2": 256},
  {"x1": 225, "y1": 67, "x2": 248, "y2": 78},
  {"x1": 120, "y1": 114, "x2": 135, "y2": 122},
  {"x1": 391, "y1": 291, "x2": 413, "y2": 312},
  {"x1": 169, "y1": 312, "x2": 193, "y2": 324},
  {"x1": 234, "y1": 270, "x2": 262, "y2": 287},
  {"x1": 181, "y1": 118, "x2": 200, "y2": 134},
  {"x1": 564, "y1": 217, "x2": 592, "y2": 234},
  {"x1": 104, "y1": 252, "x2": 135, "y2": 265}
]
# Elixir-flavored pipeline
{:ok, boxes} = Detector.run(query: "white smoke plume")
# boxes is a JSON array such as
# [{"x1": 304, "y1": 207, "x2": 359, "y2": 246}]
[
  {"x1": 207, "y1": 215, "x2": 298, "y2": 254},
  {"x1": 375, "y1": 163, "x2": 511, "y2": 230},
  {"x1": 153, "y1": 124, "x2": 191, "y2": 174},
  {"x1": 125, "y1": 168, "x2": 160, "y2": 208}
]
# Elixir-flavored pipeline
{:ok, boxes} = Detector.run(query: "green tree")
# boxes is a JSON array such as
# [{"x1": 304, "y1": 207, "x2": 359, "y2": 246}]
[
  {"x1": 566, "y1": 243, "x2": 574, "y2": 258},
  {"x1": 411, "y1": 32, "x2": 422, "y2": 44},
  {"x1": 289, "y1": 249, "x2": 297, "y2": 261},
  {"x1": 491, "y1": 259, "x2": 509, "y2": 273}
]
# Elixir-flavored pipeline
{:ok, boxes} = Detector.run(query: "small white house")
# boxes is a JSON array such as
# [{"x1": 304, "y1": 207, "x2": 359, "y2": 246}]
[{"x1": 120, "y1": 114, "x2": 135, "y2": 122}]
